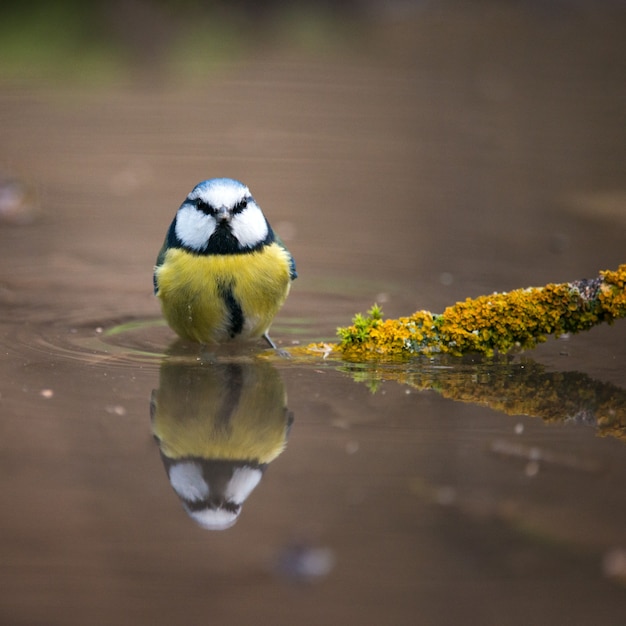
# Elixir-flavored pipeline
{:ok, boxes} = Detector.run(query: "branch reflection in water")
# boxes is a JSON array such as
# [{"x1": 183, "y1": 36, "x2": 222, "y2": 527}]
[
  {"x1": 150, "y1": 352, "x2": 293, "y2": 531},
  {"x1": 341, "y1": 357, "x2": 626, "y2": 444}
]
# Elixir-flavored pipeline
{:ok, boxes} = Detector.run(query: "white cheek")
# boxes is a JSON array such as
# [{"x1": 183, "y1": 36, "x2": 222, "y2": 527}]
[
  {"x1": 168, "y1": 461, "x2": 209, "y2": 502},
  {"x1": 225, "y1": 467, "x2": 263, "y2": 504},
  {"x1": 230, "y1": 204, "x2": 269, "y2": 248},
  {"x1": 175, "y1": 205, "x2": 216, "y2": 250}
]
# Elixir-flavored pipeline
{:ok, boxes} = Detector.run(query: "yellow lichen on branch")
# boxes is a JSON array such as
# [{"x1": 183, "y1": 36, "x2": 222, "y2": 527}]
[{"x1": 336, "y1": 264, "x2": 626, "y2": 360}]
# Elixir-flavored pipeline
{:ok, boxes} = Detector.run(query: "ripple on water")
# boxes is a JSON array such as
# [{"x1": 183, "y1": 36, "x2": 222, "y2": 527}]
[
  {"x1": 4, "y1": 316, "x2": 172, "y2": 371},
  {"x1": 5, "y1": 314, "x2": 325, "y2": 371}
]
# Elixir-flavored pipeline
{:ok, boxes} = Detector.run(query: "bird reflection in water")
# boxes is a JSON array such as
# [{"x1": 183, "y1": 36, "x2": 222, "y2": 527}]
[{"x1": 150, "y1": 356, "x2": 292, "y2": 530}]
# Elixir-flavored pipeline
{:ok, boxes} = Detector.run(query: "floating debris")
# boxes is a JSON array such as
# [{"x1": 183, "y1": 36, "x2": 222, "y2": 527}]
[
  {"x1": 274, "y1": 541, "x2": 336, "y2": 583},
  {"x1": 105, "y1": 404, "x2": 127, "y2": 416},
  {"x1": 0, "y1": 175, "x2": 38, "y2": 225},
  {"x1": 603, "y1": 548, "x2": 626, "y2": 585},
  {"x1": 490, "y1": 438, "x2": 602, "y2": 473}
]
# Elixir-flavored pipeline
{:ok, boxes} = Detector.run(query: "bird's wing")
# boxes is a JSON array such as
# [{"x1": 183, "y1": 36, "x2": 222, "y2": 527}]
[
  {"x1": 275, "y1": 234, "x2": 297, "y2": 280},
  {"x1": 153, "y1": 239, "x2": 169, "y2": 294}
]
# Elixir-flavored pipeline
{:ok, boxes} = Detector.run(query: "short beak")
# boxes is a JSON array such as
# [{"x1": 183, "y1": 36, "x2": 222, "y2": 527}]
[{"x1": 215, "y1": 206, "x2": 230, "y2": 223}]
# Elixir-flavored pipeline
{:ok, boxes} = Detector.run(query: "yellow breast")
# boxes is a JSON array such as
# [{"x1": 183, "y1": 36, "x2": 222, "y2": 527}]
[{"x1": 155, "y1": 243, "x2": 292, "y2": 344}]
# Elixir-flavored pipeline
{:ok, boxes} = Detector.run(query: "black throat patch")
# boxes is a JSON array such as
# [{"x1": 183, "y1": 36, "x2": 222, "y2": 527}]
[{"x1": 207, "y1": 221, "x2": 275, "y2": 255}]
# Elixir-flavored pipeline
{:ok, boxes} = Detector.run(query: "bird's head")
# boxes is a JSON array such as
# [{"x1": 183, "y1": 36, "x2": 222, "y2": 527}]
[{"x1": 173, "y1": 178, "x2": 273, "y2": 254}]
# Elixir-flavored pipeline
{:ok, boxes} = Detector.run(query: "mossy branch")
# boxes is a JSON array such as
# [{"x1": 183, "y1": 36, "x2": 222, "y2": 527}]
[{"x1": 333, "y1": 264, "x2": 626, "y2": 360}]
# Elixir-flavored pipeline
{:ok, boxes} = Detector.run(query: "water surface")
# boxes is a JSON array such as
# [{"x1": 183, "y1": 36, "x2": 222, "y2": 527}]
[{"x1": 1, "y1": 5, "x2": 626, "y2": 625}]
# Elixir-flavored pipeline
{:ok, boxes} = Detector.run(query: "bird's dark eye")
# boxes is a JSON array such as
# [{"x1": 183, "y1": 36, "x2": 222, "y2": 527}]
[
  {"x1": 232, "y1": 198, "x2": 248, "y2": 214},
  {"x1": 196, "y1": 199, "x2": 213, "y2": 214}
]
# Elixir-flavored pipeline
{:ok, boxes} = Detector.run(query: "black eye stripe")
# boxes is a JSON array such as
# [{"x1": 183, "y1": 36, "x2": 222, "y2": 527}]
[
  {"x1": 195, "y1": 199, "x2": 213, "y2": 215},
  {"x1": 232, "y1": 199, "x2": 248, "y2": 214},
  {"x1": 193, "y1": 197, "x2": 250, "y2": 215}
]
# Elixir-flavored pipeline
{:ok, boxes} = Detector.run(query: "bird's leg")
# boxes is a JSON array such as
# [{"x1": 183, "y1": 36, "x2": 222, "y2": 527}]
[
  {"x1": 263, "y1": 332, "x2": 290, "y2": 358},
  {"x1": 262, "y1": 332, "x2": 278, "y2": 349}
]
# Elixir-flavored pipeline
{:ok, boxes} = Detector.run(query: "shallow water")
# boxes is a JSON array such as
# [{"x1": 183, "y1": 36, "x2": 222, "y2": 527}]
[{"x1": 1, "y1": 5, "x2": 626, "y2": 625}]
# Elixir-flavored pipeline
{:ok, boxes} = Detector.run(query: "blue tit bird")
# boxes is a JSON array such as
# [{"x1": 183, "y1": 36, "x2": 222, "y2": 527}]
[{"x1": 153, "y1": 178, "x2": 297, "y2": 349}]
